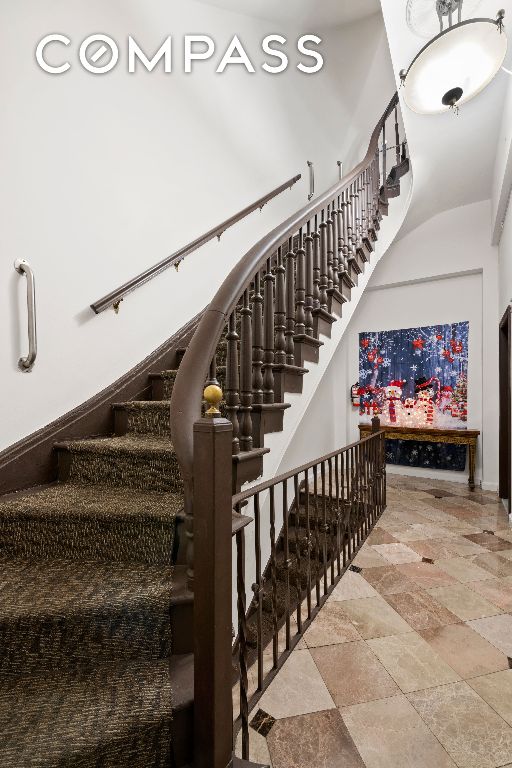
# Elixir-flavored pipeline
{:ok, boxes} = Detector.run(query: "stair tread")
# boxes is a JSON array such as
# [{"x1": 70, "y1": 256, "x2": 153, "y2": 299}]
[
  {"x1": 114, "y1": 400, "x2": 171, "y2": 409},
  {"x1": 0, "y1": 659, "x2": 173, "y2": 768},
  {"x1": 0, "y1": 482, "x2": 182, "y2": 521},
  {"x1": 55, "y1": 434, "x2": 175, "y2": 457}
]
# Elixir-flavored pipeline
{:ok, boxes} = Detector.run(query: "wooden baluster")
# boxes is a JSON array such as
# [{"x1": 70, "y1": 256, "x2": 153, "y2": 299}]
[
  {"x1": 304, "y1": 220, "x2": 314, "y2": 337},
  {"x1": 295, "y1": 228, "x2": 306, "y2": 337},
  {"x1": 274, "y1": 245, "x2": 286, "y2": 365},
  {"x1": 326, "y1": 204, "x2": 334, "y2": 293},
  {"x1": 319, "y1": 210, "x2": 328, "y2": 312},
  {"x1": 331, "y1": 200, "x2": 340, "y2": 294},
  {"x1": 382, "y1": 122, "x2": 388, "y2": 204},
  {"x1": 359, "y1": 173, "x2": 367, "y2": 246},
  {"x1": 239, "y1": 289, "x2": 253, "y2": 451},
  {"x1": 346, "y1": 184, "x2": 354, "y2": 261},
  {"x1": 225, "y1": 312, "x2": 240, "y2": 455},
  {"x1": 366, "y1": 168, "x2": 373, "y2": 238},
  {"x1": 312, "y1": 215, "x2": 321, "y2": 312},
  {"x1": 263, "y1": 256, "x2": 275, "y2": 404},
  {"x1": 252, "y1": 271, "x2": 264, "y2": 405},
  {"x1": 395, "y1": 104, "x2": 400, "y2": 167},
  {"x1": 206, "y1": 356, "x2": 219, "y2": 388},
  {"x1": 341, "y1": 189, "x2": 350, "y2": 278},
  {"x1": 285, "y1": 237, "x2": 296, "y2": 365}
]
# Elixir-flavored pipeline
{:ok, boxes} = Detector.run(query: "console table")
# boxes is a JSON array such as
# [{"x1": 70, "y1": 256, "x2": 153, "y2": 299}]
[{"x1": 358, "y1": 424, "x2": 480, "y2": 491}]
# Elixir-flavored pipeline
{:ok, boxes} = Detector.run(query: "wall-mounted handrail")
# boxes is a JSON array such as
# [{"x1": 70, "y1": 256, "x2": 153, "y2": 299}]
[
  {"x1": 90, "y1": 173, "x2": 302, "y2": 315},
  {"x1": 14, "y1": 259, "x2": 37, "y2": 372}
]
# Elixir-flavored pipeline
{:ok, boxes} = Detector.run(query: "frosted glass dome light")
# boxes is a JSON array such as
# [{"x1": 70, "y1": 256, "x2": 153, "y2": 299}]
[{"x1": 400, "y1": 10, "x2": 507, "y2": 114}]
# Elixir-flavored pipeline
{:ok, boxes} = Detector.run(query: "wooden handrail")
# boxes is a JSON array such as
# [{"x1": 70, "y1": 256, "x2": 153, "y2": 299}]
[
  {"x1": 170, "y1": 92, "x2": 399, "y2": 480},
  {"x1": 90, "y1": 173, "x2": 302, "y2": 314}
]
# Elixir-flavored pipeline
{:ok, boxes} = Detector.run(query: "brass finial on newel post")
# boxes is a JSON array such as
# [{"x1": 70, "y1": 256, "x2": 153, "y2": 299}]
[{"x1": 203, "y1": 384, "x2": 223, "y2": 416}]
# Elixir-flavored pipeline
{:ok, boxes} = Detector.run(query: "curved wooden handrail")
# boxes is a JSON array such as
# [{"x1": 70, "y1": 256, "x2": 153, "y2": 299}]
[
  {"x1": 90, "y1": 173, "x2": 301, "y2": 314},
  {"x1": 170, "y1": 92, "x2": 399, "y2": 480}
]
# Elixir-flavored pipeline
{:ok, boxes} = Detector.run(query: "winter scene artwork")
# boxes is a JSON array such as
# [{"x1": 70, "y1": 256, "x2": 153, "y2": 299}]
[{"x1": 357, "y1": 322, "x2": 469, "y2": 429}]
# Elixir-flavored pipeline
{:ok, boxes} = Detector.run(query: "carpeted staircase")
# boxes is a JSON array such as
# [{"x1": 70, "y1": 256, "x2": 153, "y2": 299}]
[{"x1": 0, "y1": 347, "x2": 192, "y2": 767}]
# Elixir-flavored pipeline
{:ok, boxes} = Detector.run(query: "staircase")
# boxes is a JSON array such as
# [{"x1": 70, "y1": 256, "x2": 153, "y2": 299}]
[{"x1": 0, "y1": 93, "x2": 408, "y2": 768}]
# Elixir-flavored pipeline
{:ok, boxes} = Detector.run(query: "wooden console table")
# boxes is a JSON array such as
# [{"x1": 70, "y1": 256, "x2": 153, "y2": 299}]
[{"x1": 358, "y1": 424, "x2": 480, "y2": 491}]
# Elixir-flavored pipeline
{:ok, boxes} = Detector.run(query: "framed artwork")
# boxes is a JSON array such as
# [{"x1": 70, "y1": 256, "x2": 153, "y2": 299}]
[{"x1": 358, "y1": 321, "x2": 469, "y2": 429}]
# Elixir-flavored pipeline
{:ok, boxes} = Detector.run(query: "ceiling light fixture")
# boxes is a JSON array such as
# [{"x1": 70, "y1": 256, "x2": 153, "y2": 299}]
[{"x1": 400, "y1": 0, "x2": 507, "y2": 114}]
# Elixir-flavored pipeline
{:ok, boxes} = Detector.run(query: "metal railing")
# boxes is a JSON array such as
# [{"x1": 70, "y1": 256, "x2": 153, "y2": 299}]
[
  {"x1": 14, "y1": 259, "x2": 37, "y2": 372},
  {"x1": 231, "y1": 424, "x2": 386, "y2": 757},
  {"x1": 90, "y1": 173, "x2": 301, "y2": 314},
  {"x1": 192, "y1": 394, "x2": 386, "y2": 768}
]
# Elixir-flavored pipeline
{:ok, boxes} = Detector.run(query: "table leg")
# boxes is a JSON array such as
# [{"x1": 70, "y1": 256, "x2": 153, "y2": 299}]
[{"x1": 468, "y1": 443, "x2": 476, "y2": 491}]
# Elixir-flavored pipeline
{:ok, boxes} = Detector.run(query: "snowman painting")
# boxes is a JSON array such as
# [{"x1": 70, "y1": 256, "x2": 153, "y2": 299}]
[
  {"x1": 383, "y1": 380, "x2": 405, "y2": 424},
  {"x1": 438, "y1": 385, "x2": 453, "y2": 415}
]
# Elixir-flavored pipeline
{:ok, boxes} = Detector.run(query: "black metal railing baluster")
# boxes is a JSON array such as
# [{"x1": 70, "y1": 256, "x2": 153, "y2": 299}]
[
  {"x1": 282, "y1": 481, "x2": 291, "y2": 650},
  {"x1": 253, "y1": 493, "x2": 264, "y2": 692},
  {"x1": 269, "y1": 485, "x2": 278, "y2": 668},
  {"x1": 304, "y1": 467, "x2": 312, "y2": 620},
  {"x1": 293, "y1": 473, "x2": 302, "y2": 633},
  {"x1": 236, "y1": 528, "x2": 249, "y2": 759}
]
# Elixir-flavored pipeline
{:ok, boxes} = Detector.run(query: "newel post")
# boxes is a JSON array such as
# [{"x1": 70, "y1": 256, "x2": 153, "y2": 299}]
[{"x1": 193, "y1": 385, "x2": 234, "y2": 768}]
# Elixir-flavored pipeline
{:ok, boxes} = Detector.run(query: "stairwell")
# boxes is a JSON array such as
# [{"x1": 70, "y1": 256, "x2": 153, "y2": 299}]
[{"x1": 0, "y1": 94, "x2": 410, "y2": 768}]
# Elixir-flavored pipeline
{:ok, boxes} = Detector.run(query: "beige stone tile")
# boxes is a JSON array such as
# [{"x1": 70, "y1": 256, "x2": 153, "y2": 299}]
[
  {"x1": 406, "y1": 538, "x2": 460, "y2": 561},
  {"x1": 498, "y1": 549, "x2": 512, "y2": 560},
  {"x1": 427, "y1": 583, "x2": 503, "y2": 620},
  {"x1": 353, "y1": 546, "x2": 388, "y2": 568},
  {"x1": 366, "y1": 528, "x2": 398, "y2": 545},
  {"x1": 395, "y1": 562, "x2": 457, "y2": 589},
  {"x1": 340, "y1": 596, "x2": 412, "y2": 639},
  {"x1": 384, "y1": 590, "x2": 459, "y2": 631},
  {"x1": 258, "y1": 649, "x2": 335, "y2": 719},
  {"x1": 310, "y1": 640, "x2": 399, "y2": 706},
  {"x1": 362, "y1": 565, "x2": 420, "y2": 596},
  {"x1": 367, "y1": 632, "x2": 460, "y2": 693},
  {"x1": 498, "y1": 529, "x2": 512, "y2": 542},
  {"x1": 342, "y1": 694, "x2": 457, "y2": 768},
  {"x1": 303, "y1": 602, "x2": 362, "y2": 648},
  {"x1": 420, "y1": 623, "x2": 510, "y2": 679},
  {"x1": 371, "y1": 543, "x2": 422, "y2": 565},
  {"x1": 436, "y1": 556, "x2": 496, "y2": 583},
  {"x1": 468, "y1": 614, "x2": 512, "y2": 657},
  {"x1": 266, "y1": 709, "x2": 365, "y2": 768},
  {"x1": 442, "y1": 535, "x2": 488, "y2": 556},
  {"x1": 329, "y1": 570, "x2": 379, "y2": 601},
  {"x1": 464, "y1": 532, "x2": 512, "y2": 552},
  {"x1": 235, "y1": 727, "x2": 273, "y2": 767},
  {"x1": 408, "y1": 681, "x2": 512, "y2": 768},
  {"x1": 471, "y1": 552, "x2": 512, "y2": 578},
  {"x1": 466, "y1": 578, "x2": 512, "y2": 611},
  {"x1": 393, "y1": 524, "x2": 451, "y2": 542},
  {"x1": 468, "y1": 669, "x2": 512, "y2": 727}
]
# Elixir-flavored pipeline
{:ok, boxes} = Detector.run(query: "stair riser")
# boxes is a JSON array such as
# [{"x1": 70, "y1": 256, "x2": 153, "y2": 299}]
[
  {"x1": 0, "y1": 608, "x2": 170, "y2": 676},
  {"x1": 251, "y1": 408, "x2": 287, "y2": 450},
  {"x1": 58, "y1": 449, "x2": 182, "y2": 494},
  {"x1": 115, "y1": 406, "x2": 171, "y2": 439},
  {"x1": 0, "y1": 516, "x2": 174, "y2": 566}
]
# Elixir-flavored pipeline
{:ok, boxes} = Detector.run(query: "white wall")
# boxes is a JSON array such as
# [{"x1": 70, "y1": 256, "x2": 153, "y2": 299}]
[
  {"x1": 0, "y1": 0, "x2": 395, "y2": 450},
  {"x1": 282, "y1": 200, "x2": 499, "y2": 490}
]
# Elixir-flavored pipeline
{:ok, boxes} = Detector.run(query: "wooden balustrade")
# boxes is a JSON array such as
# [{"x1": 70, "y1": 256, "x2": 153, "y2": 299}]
[{"x1": 170, "y1": 91, "x2": 405, "y2": 599}]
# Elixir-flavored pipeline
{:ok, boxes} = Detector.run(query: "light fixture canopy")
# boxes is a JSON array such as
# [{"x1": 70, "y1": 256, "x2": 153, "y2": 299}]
[{"x1": 400, "y1": 2, "x2": 507, "y2": 115}]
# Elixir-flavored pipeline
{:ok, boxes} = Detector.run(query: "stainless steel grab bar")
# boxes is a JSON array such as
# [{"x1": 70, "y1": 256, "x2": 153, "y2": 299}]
[
  {"x1": 307, "y1": 160, "x2": 314, "y2": 201},
  {"x1": 14, "y1": 259, "x2": 37, "y2": 372}
]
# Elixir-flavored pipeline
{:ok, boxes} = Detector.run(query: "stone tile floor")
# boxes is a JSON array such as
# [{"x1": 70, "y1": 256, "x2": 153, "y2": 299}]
[{"x1": 236, "y1": 474, "x2": 512, "y2": 768}]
